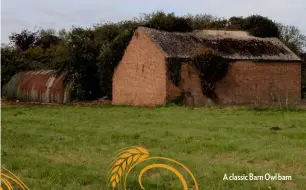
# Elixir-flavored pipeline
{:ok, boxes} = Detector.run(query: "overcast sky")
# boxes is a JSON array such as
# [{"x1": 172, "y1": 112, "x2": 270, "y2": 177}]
[{"x1": 1, "y1": 0, "x2": 305, "y2": 44}]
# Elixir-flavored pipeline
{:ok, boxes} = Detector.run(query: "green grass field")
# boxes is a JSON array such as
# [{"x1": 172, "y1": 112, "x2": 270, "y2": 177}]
[{"x1": 2, "y1": 105, "x2": 306, "y2": 190}]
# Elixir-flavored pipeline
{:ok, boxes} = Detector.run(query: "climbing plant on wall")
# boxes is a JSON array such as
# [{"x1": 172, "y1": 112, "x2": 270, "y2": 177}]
[
  {"x1": 191, "y1": 48, "x2": 230, "y2": 102},
  {"x1": 166, "y1": 48, "x2": 230, "y2": 104}
]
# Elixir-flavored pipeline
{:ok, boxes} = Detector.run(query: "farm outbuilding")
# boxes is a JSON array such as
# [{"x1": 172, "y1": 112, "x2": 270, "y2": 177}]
[
  {"x1": 4, "y1": 70, "x2": 74, "y2": 103},
  {"x1": 112, "y1": 27, "x2": 302, "y2": 106}
]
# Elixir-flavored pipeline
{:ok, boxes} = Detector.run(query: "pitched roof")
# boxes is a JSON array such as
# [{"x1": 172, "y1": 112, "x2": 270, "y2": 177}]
[{"x1": 138, "y1": 27, "x2": 301, "y2": 61}]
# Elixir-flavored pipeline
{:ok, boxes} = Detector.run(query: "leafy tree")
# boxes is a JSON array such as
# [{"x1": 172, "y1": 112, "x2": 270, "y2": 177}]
[
  {"x1": 144, "y1": 11, "x2": 192, "y2": 32},
  {"x1": 241, "y1": 15, "x2": 280, "y2": 38},
  {"x1": 9, "y1": 29, "x2": 39, "y2": 51},
  {"x1": 278, "y1": 24, "x2": 306, "y2": 54},
  {"x1": 65, "y1": 27, "x2": 101, "y2": 100},
  {"x1": 39, "y1": 28, "x2": 56, "y2": 36},
  {"x1": 22, "y1": 46, "x2": 48, "y2": 67},
  {"x1": 58, "y1": 29, "x2": 69, "y2": 40},
  {"x1": 184, "y1": 14, "x2": 215, "y2": 29},
  {"x1": 97, "y1": 29, "x2": 134, "y2": 98},
  {"x1": 1, "y1": 48, "x2": 38, "y2": 88},
  {"x1": 45, "y1": 41, "x2": 71, "y2": 71},
  {"x1": 228, "y1": 16, "x2": 244, "y2": 29},
  {"x1": 36, "y1": 32, "x2": 61, "y2": 50},
  {"x1": 93, "y1": 23, "x2": 122, "y2": 43}
]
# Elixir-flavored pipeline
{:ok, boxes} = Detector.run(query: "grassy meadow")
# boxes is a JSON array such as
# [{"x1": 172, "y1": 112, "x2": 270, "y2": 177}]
[{"x1": 2, "y1": 105, "x2": 306, "y2": 190}]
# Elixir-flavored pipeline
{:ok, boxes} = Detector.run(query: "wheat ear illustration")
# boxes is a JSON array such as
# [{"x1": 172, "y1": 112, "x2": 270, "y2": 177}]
[
  {"x1": 107, "y1": 146, "x2": 149, "y2": 189},
  {"x1": 107, "y1": 146, "x2": 199, "y2": 190},
  {"x1": 0, "y1": 167, "x2": 30, "y2": 190}
]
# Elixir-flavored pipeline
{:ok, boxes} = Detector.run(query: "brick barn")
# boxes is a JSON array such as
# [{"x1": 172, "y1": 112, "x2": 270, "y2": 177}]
[{"x1": 112, "y1": 27, "x2": 302, "y2": 106}]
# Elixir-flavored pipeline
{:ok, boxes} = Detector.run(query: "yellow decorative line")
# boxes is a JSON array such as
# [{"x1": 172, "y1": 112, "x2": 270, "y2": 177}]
[
  {"x1": 0, "y1": 167, "x2": 30, "y2": 190},
  {"x1": 107, "y1": 146, "x2": 199, "y2": 190}
]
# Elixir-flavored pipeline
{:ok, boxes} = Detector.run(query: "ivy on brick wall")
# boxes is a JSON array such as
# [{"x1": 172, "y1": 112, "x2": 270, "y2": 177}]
[
  {"x1": 302, "y1": 60, "x2": 306, "y2": 99},
  {"x1": 192, "y1": 49, "x2": 230, "y2": 103},
  {"x1": 166, "y1": 58, "x2": 190, "y2": 86},
  {"x1": 166, "y1": 49, "x2": 230, "y2": 104}
]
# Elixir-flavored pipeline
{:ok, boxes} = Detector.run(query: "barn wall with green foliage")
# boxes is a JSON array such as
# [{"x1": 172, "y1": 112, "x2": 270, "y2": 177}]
[
  {"x1": 302, "y1": 53, "x2": 306, "y2": 98},
  {"x1": 1, "y1": 12, "x2": 306, "y2": 101}
]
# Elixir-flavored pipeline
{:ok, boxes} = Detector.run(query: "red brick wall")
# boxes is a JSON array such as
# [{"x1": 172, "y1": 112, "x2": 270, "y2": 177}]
[
  {"x1": 178, "y1": 64, "x2": 211, "y2": 105},
  {"x1": 112, "y1": 30, "x2": 167, "y2": 106},
  {"x1": 167, "y1": 61, "x2": 301, "y2": 105},
  {"x1": 216, "y1": 61, "x2": 301, "y2": 104},
  {"x1": 166, "y1": 79, "x2": 181, "y2": 101}
]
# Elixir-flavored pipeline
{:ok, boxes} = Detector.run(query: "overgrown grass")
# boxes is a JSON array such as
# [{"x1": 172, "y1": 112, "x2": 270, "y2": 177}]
[{"x1": 2, "y1": 105, "x2": 306, "y2": 189}]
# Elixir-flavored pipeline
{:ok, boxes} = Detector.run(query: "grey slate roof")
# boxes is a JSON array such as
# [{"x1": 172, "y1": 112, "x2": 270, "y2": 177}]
[{"x1": 138, "y1": 27, "x2": 301, "y2": 61}]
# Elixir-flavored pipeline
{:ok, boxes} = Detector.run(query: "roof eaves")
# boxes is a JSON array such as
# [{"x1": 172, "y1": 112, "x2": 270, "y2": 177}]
[
  {"x1": 266, "y1": 37, "x2": 302, "y2": 61},
  {"x1": 250, "y1": 59, "x2": 302, "y2": 63}
]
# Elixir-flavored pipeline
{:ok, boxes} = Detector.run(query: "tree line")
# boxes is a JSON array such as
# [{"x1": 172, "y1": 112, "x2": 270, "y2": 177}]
[{"x1": 1, "y1": 11, "x2": 306, "y2": 100}]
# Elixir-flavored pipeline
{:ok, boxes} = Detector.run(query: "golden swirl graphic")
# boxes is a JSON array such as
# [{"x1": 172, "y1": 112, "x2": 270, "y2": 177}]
[
  {"x1": 138, "y1": 164, "x2": 188, "y2": 189},
  {"x1": 107, "y1": 146, "x2": 198, "y2": 190},
  {"x1": 0, "y1": 167, "x2": 30, "y2": 190}
]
